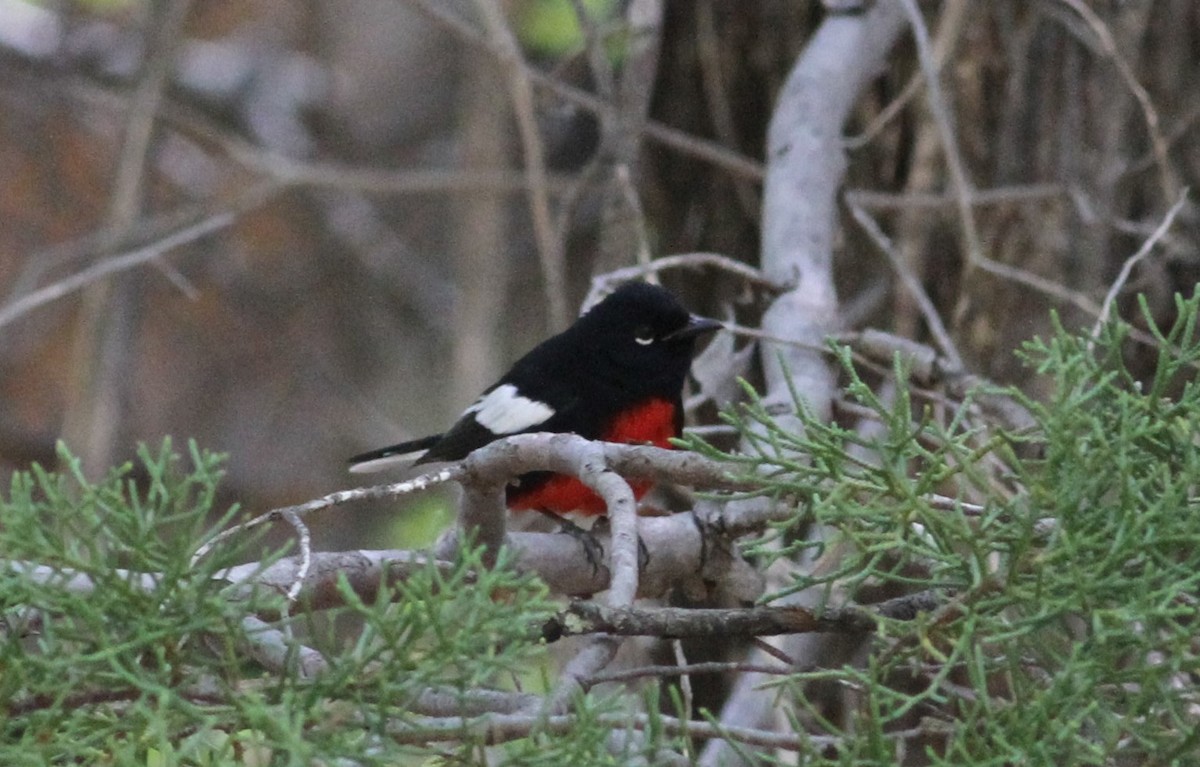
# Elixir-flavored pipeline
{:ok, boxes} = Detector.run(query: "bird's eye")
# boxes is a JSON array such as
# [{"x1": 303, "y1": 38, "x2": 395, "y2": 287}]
[{"x1": 634, "y1": 326, "x2": 655, "y2": 346}]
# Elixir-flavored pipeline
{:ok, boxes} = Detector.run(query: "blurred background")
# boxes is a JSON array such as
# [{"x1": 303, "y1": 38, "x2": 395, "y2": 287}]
[{"x1": 1, "y1": 0, "x2": 1198, "y2": 550}]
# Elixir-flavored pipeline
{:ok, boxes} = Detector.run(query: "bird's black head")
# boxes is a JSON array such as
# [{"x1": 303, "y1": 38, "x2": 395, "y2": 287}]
[{"x1": 573, "y1": 282, "x2": 721, "y2": 391}]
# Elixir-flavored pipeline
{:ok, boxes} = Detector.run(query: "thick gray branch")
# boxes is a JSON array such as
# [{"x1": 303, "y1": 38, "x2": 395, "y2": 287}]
[
  {"x1": 706, "y1": 5, "x2": 909, "y2": 765},
  {"x1": 544, "y1": 593, "x2": 944, "y2": 640}
]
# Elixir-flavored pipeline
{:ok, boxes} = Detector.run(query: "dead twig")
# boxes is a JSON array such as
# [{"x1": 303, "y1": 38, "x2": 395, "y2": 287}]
[
  {"x1": 0, "y1": 213, "x2": 235, "y2": 331},
  {"x1": 471, "y1": 0, "x2": 569, "y2": 330},
  {"x1": 1090, "y1": 188, "x2": 1191, "y2": 343}
]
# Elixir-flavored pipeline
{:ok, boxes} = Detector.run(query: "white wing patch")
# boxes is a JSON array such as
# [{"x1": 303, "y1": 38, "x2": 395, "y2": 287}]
[
  {"x1": 348, "y1": 449, "x2": 428, "y2": 474},
  {"x1": 467, "y1": 384, "x2": 555, "y2": 435}
]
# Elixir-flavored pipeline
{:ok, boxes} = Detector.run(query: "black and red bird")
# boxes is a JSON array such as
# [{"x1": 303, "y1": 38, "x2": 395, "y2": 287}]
[{"x1": 348, "y1": 281, "x2": 721, "y2": 516}]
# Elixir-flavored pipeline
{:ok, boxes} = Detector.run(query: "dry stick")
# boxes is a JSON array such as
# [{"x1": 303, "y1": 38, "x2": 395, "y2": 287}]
[
  {"x1": 615, "y1": 165, "x2": 656, "y2": 280},
  {"x1": 241, "y1": 616, "x2": 327, "y2": 680},
  {"x1": 706, "y1": 5, "x2": 911, "y2": 763},
  {"x1": 1057, "y1": 0, "x2": 1175, "y2": 201},
  {"x1": 539, "y1": 442, "x2": 640, "y2": 716},
  {"x1": 844, "y1": 184, "x2": 1064, "y2": 211},
  {"x1": 545, "y1": 635, "x2": 620, "y2": 714},
  {"x1": 190, "y1": 467, "x2": 459, "y2": 566},
  {"x1": 69, "y1": 73, "x2": 576, "y2": 199},
  {"x1": 593, "y1": 0, "x2": 664, "y2": 276},
  {"x1": 471, "y1": 0, "x2": 568, "y2": 330},
  {"x1": 843, "y1": 0, "x2": 969, "y2": 151},
  {"x1": 403, "y1": 0, "x2": 764, "y2": 183},
  {"x1": 61, "y1": 0, "x2": 197, "y2": 477},
  {"x1": 193, "y1": 436, "x2": 759, "y2": 600},
  {"x1": 8, "y1": 176, "x2": 280, "y2": 311},
  {"x1": 569, "y1": 0, "x2": 616, "y2": 100},
  {"x1": 670, "y1": 640, "x2": 694, "y2": 725},
  {"x1": 549, "y1": 602, "x2": 874, "y2": 638},
  {"x1": 695, "y1": 0, "x2": 759, "y2": 216},
  {"x1": 898, "y1": 0, "x2": 984, "y2": 277},
  {"x1": 1120, "y1": 100, "x2": 1200, "y2": 181},
  {"x1": 585, "y1": 252, "x2": 784, "y2": 310},
  {"x1": 277, "y1": 509, "x2": 312, "y2": 604},
  {"x1": 847, "y1": 200, "x2": 964, "y2": 370},
  {"x1": 0, "y1": 213, "x2": 235, "y2": 330},
  {"x1": 750, "y1": 637, "x2": 801, "y2": 668},
  {"x1": 102, "y1": 0, "x2": 197, "y2": 293},
  {"x1": 973, "y1": 255, "x2": 1103, "y2": 317},
  {"x1": 587, "y1": 661, "x2": 792, "y2": 685},
  {"x1": 1089, "y1": 189, "x2": 1191, "y2": 342},
  {"x1": 385, "y1": 710, "x2": 854, "y2": 752}
]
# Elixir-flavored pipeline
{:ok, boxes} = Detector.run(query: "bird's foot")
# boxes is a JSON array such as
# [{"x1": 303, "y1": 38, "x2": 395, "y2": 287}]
[{"x1": 537, "y1": 510, "x2": 607, "y2": 578}]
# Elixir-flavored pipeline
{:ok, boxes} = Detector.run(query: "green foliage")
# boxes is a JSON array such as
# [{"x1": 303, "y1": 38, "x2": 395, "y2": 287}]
[
  {"x1": 687, "y1": 292, "x2": 1200, "y2": 765},
  {"x1": 514, "y1": 0, "x2": 622, "y2": 59},
  {"x1": 0, "y1": 441, "x2": 557, "y2": 765},
  {"x1": 6, "y1": 293, "x2": 1200, "y2": 765}
]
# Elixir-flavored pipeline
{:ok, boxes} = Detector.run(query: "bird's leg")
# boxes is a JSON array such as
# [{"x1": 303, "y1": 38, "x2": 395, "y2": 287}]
[
  {"x1": 588, "y1": 515, "x2": 651, "y2": 575},
  {"x1": 536, "y1": 509, "x2": 607, "y2": 579}
]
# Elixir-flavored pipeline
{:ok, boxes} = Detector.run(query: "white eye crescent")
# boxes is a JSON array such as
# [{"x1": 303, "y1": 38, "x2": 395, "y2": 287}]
[{"x1": 634, "y1": 326, "x2": 654, "y2": 345}]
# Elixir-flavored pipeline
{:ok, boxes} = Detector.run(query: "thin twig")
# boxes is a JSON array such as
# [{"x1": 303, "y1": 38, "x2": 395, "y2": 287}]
[
  {"x1": 844, "y1": 184, "x2": 1064, "y2": 211},
  {"x1": 471, "y1": 0, "x2": 568, "y2": 330},
  {"x1": 546, "y1": 596, "x2": 941, "y2": 639},
  {"x1": 586, "y1": 252, "x2": 784, "y2": 309},
  {"x1": 843, "y1": 0, "x2": 968, "y2": 151},
  {"x1": 404, "y1": 0, "x2": 764, "y2": 183},
  {"x1": 695, "y1": 0, "x2": 759, "y2": 216},
  {"x1": 241, "y1": 616, "x2": 328, "y2": 679},
  {"x1": 278, "y1": 509, "x2": 312, "y2": 605},
  {"x1": 616, "y1": 164, "x2": 656, "y2": 278},
  {"x1": 899, "y1": 0, "x2": 984, "y2": 272},
  {"x1": 384, "y1": 710, "x2": 921, "y2": 752},
  {"x1": 846, "y1": 200, "x2": 964, "y2": 370},
  {"x1": 1090, "y1": 188, "x2": 1190, "y2": 342},
  {"x1": 190, "y1": 467, "x2": 458, "y2": 565},
  {"x1": 586, "y1": 660, "x2": 792, "y2": 685},
  {"x1": 750, "y1": 637, "x2": 800, "y2": 668},
  {"x1": 672, "y1": 639, "x2": 694, "y2": 723},
  {"x1": 545, "y1": 636, "x2": 620, "y2": 714},
  {"x1": 1057, "y1": 0, "x2": 1174, "y2": 201},
  {"x1": 0, "y1": 213, "x2": 235, "y2": 330}
]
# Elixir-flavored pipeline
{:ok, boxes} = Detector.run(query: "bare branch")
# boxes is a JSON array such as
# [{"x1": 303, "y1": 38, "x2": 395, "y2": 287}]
[
  {"x1": 241, "y1": 616, "x2": 327, "y2": 679},
  {"x1": 899, "y1": 0, "x2": 984, "y2": 276},
  {"x1": 1090, "y1": 188, "x2": 1191, "y2": 342},
  {"x1": 844, "y1": 184, "x2": 1064, "y2": 211},
  {"x1": 403, "y1": 0, "x2": 763, "y2": 183},
  {"x1": 846, "y1": 200, "x2": 964, "y2": 370},
  {"x1": 586, "y1": 660, "x2": 792, "y2": 685},
  {"x1": 381, "y1": 710, "x2": 901, "y2": 753},
  {"x1": 1056, "y1": 0, "x2": 1175, "y2": 200},
  {"x1": 278, "y1": 509, "x2": 312, "y2": 605},
  {"x1": 471, "y1": 0, "x2": 568, "y2": 329},
  {"x1": 545, "y1": 592, "x2": 942, "y2": 639},
  {"x1": 0, "y1": 213, "x2": 234, "y2": 331},
  {"x1": 585, "y1": 252, "x2": 786, "y2": 310},
  {"x1": 710, "y1": 7, "x2": 911, "y2": 761}
]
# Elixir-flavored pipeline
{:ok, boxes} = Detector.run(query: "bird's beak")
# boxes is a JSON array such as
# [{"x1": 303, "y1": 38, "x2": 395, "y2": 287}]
[{"x1": 665, "y1": 314, "x2": 723, "y2": 342}]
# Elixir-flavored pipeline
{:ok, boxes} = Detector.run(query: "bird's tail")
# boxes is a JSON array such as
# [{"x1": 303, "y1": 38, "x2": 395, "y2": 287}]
[{"x1": 348, "y1": 434, "x2": 442, "y2": 473}]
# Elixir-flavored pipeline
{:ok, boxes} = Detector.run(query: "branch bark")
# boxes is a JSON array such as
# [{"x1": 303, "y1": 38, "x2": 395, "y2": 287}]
[
  {"x1": 544, "y1": 593, "x2": 943, "y2": 640},
  {"x1": 703, "y1": 5, "x2": 909, "y2": 765}
]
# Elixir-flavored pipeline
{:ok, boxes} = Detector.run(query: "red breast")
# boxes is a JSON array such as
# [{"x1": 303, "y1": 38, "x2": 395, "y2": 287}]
[{"x1": 507, "y1": 398, "x2": 677, "y2": 516}]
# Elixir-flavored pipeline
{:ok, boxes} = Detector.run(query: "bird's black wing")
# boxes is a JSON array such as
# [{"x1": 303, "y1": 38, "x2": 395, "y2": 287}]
[{"x1": 419, "y1": 378, "x2": 582, "y2": 463}]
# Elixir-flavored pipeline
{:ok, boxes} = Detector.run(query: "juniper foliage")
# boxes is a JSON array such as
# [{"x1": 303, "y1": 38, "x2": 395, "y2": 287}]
[
  {"x1": 3, "y1": 295, "x2": 1199, "y2": 765},
  {"x1": 684, "y1": 292, "x2": 1200, "y2": 765}
]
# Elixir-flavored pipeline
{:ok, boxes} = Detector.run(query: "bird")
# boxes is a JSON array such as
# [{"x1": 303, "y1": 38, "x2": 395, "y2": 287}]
[{"x1": 348, "y1": 281, "x2": 722, "y2": 517}]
